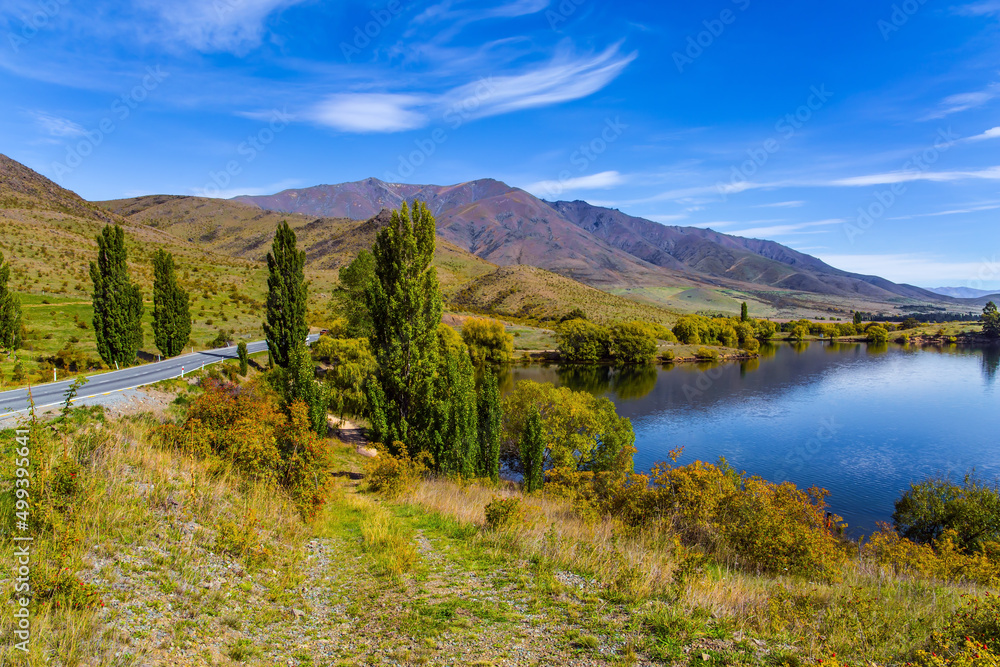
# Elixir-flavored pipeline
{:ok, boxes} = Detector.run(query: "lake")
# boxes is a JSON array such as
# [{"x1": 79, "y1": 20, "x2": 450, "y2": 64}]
[{"x1": 500, "y1": 342, "x2": 1000, "y2": 535}]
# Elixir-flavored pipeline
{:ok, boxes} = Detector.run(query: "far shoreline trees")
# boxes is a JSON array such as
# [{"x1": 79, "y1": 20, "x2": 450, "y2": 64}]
[{"x1": 90, "y1": 224, "x2": 144, "y2": 367}]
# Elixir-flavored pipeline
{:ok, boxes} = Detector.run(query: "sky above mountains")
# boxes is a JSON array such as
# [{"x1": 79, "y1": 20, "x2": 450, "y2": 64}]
[{"x1": 1, "y1": 0, "x2": 999, "y2": 289}]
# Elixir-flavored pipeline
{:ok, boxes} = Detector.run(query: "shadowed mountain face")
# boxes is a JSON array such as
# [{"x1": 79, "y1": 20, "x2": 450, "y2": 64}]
[{"x1": 235, "y1": 178, "x2": 950, "y2": 302}]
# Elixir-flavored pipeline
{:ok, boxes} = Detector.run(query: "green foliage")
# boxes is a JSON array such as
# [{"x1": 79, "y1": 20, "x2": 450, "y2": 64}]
[
  {"x1": 613, "y1": 461, "x2": 845, "y2": 577},
  {"x1": 484, "y1": 496, "x2": 523, "y2": 530},
  {"x1": 610, "y1": 321, "x2": 658, "y2": 364},
  {"x1": 314, "y1": 336, "x2": 376, "y2": 419},
  {"x1": 502, "y1": 380, "x2": 635, "y2": 474},
  {"x1": 790, "y1": 325, "x2": 809, "y2": 341},
  {"x1": 89, "y1": 224, "x2": 143, "y2": 367},
  {"x1": 237, "y1": 340, "x2": 249, "y2": 376},
  {"x1": 365, "y1": 201, "x2": 443, "y2": 458},
  {"x1": 461, "y1": 317, "x2": 514, "y2": 365},
  {"x1": 893, "y1": 475, "x2": 1000, "y2": 553},
  {"x1": 755, "y1": 319, "x2": 777, "y2": 340},
  {"x1": 364, "y1": 447, "x2": 427, "y2": 498},
  {"x1": 520, "y1": 407, "x2": 545, "y2": 492},
  {"x1": 982, "y1": 301, "x2": 1000, "y2": 339},
  {"x1": 900, "y1": 317, "x2": 920, "y2": 330},
  {"x1": 264, "y1": 221, "x2": 308, "y2": 368},
  {"x1": 162, "y1": 379, "x2": 333, "y2": 516},
  {"x1": 331, "y1": 250, "x2": 375, "y2": 338},
  {"x1": 695, "y1": 347, "x2": 720, "y2": 361},
  {"x1": 560, "y1": 307, "x2": 588, "y2": 322},
  {"x1": 151, "y1": 249, "x2": 191, "y2": 358},
  {"x1": 556, "y1": 318, "x2": 610, "y2": 362},
  {"x1": 432, "y1": 335, "x2": 479, "y2": 477},
  {"x1": 0, "y1": 251, "x2": 22, "y2": 351},
  {"x1": 867, "y1": 325, "x2": 889, "y2": 344},
  {"x1": 477, "y1": 366, "x2": 502, "y2": 483},
  {"x1": 279, "y1": 342, "x2": 330, "y2": 436},
  {"x1": 741, "y1": 301, "x2": 749, "y2": 322}
]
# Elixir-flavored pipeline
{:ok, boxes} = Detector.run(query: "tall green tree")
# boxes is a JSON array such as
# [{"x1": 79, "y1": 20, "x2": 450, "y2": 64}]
[
  {"x1": 433, "y1": 334, "x2": 479, "y2": 477},
  {"x1": 331, "y1": 250, "x2": 375, "y2": 338},
  {"x1": 90, "y1": 224, "x2": 144, "y2": 367},
  {"x1": 264, "y1": 221, "x2": 308, "y2": 368},
  {"x1": 0, "y1": 252, "x2": 22, "y2": 352},
  {"x1": 477, "y1": 367, "x2": 502, "y2": 483},
  {"x1": 982, "y1": 301, "x2": 1000, "y2": 339},
  {"x1": 237, "y1": 341, "x2": 249, "y2": 376},
  {"x1": 520, "y1": 407, "x2": 545, "y2": 493},
  {"x1": 853, "y1": 311, "x2": 863, "y2": 326},
  {"x1": 364, "y1": 201, "x2": 443, "y2": 457},
  {"x1": 151, "y1": 249, "x2": 191, "y2": 358},
  {"x1": 741, "y1": 302, "x2": 749, "y2": 322},
  {"x1": 281, "y1": 342, "x2": 329, "y2": 435}
]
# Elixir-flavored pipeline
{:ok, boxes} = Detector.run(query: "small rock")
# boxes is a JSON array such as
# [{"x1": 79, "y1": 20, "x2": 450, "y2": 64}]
[
  {"x1": 701, "y1": 653, "x2": 711, "y2": 661},
  {"x1": 291, "y1": 608, "x2": 305, "y2": 619}
]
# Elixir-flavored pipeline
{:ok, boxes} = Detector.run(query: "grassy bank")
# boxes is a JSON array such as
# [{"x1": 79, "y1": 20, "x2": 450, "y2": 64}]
[{"x1": 2, "y1": 393, "x2": 995, "y2": 666}]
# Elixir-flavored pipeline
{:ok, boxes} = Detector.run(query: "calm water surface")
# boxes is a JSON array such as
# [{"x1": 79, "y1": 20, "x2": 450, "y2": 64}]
[{"x1": 500, "y1": 342, "x2": 1000, "y2": 535}]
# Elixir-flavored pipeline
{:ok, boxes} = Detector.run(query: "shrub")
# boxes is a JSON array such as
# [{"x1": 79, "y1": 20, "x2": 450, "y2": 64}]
[
  {"x1": 914, "y1": 593, "x2": 1000, "y2": 666},
  {"x1": 609, "y1": 460, "x2": 845, "y2": 578},
  {"x1": 556, "y1": 319, "x2": 611, "y2": 362},
  {"x1": 695, "y1": 347, "x2": 719, "y2": 361},
  {"x1": 484, "y1": 496, "x2": 523, "y2": 530},
  {"x1": 501, "y1": 380, "x2": 635, "y2": 474},
  {"x1": 867, "y1": 325, "x2": 889, "y2": 344},
  {"x1": 461, "y1": 317, "x2": 514, "y2": 365},
  {"x1": 215, "y1": 516, "x2": 273, "y2": 567},
  {"x1": 660, "y1": 349, "x2": 676, "y2": 363},
  {"x1": 892, "y1": 476, "x2": 1000, "y2": 553},
  {"x1": 365, "y1": 447, "x2": 427, "y2": 498},
  {"x1": 610, "y1": 321, "x2": 658, "y2": 364}
]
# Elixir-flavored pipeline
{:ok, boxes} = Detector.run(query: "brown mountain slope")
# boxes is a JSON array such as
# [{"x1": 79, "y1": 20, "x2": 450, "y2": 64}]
[
  {"x1": 451, "y1": 265, "x2": 678, "y2": 326},
  {"x1": 235, "y1": 178, "x2": 705, "y2": 288},
  {"x1": 101, "y1": 195, "x2": 497, "y2": 292},
  {"x1": 0, "y1": 153, "x2": 119, "y2": 224}
]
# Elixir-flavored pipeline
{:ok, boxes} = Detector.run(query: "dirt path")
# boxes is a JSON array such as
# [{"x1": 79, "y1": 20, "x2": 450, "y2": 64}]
[{"x1": 328, "y1": 415, "x2": 377, "y2": 456}]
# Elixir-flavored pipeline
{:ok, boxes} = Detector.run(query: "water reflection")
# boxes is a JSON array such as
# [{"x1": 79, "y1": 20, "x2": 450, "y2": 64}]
[
  {"x1": 610, "y1": 365, "x2": 658, "y2": 400},
  {"x1": 496, "y1": 342, "x2": 999, "y2": 533},
  {"x1": 983, "y1": 346, "x2": 1000, "y2": 384}
]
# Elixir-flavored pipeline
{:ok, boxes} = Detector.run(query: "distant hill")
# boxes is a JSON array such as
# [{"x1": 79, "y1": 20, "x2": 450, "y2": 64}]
[
  {"x1": 234, "y1": 178, "x2": 951, "y2": 306},
  {"x1": 450, "y1": 265, "x2": 677, "y2": 326},
  {"x1": 100, "y1": 195, "x2": 496, "y2": 293},
  {"x1": 927, "y1": 286, "x2": 999, "y2": 299}
]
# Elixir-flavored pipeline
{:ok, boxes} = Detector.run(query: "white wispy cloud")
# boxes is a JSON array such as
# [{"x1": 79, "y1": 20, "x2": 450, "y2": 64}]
[
  {"x1": 310, "y1": 94, "x2": 429, "y2": 133},
  {"x1": 955, "y1": 1, "x2": 1000, "y2": 16},
  {"x1": 817, "y1": 253, "x2": 996, "y2": 285},
  {"x1": 889, "y1": 202, "x2": 1000, "y2": 219},
  {"x1": 755, "y1": 200, "x2": 804, "y2": 208},
  {"x1": 307, "y1": 44, "x2": 635, "y2": 133},
  {"x1": 922, "y1": 82, "x2": 1000, "y2": 119},
  {"x1": 729, "y1": 219, "x2": 844, "y2": 238},
  {"x1": 525, "y1": 170, "x2": 625, "y2": 195},
  {"x1": 30, "y1": 111, "x2": 87, "y2": 137},
  {"x1": 966, "y1": 126, "x2": 1000, "y2": 141},
  {"x1": 139, "y1": 0, "x2": 309, "y2": 52},
  {"x1": 829, "y1": 166, "x2": 1000, "y2": 186}
]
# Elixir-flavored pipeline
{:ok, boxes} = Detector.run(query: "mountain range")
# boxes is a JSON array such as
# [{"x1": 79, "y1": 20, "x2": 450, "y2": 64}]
[
  {"x1": 233, "y1": 178, "x2": 978, "y2": 310},
  {"x1": 1, "y1": 151, "x2": 994, "y2": 324}
]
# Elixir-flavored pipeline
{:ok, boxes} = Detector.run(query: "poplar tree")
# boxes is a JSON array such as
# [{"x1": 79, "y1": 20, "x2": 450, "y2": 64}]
[
  {"x1": 741, "y1": 302, "x2": 749, "y2": 322},
  {"x1": 0, "y1": 252, "x2": 22, "y2": 352},
  {"x1": 90, "y1": 224, "x2": 144, "y2": 367},
  {"x1": 151, "y1": 249, "x2": 191, "y2": 358},
  {"x1": 433, "y1": 339, "x2": 478, "y2": 477},
  {"x1": 264, "y1": 221, "x2": 307, "y2": 368},
  {"x1": 520, "y1": 407, "x2": 545, "y2": 493},
  {"x1": 477, "y1": 367, "x2": 502, "y2": 483},
  {"x1": 365, "y1": 201, "x2": 443, "y2": 457},
  {"x1": 237, "y1": 341, "x2": 249, "y2": 376}
]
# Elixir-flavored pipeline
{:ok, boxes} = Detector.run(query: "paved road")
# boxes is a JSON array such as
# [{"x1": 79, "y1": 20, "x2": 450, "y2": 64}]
[{"x1": 0, "y1": 335, "x2": 319, "y2": 419}]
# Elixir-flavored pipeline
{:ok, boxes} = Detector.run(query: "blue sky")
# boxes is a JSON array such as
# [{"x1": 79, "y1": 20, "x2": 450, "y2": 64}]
[{"x1": 2, "y1": 0, "x2": 999, "y2": 289}]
